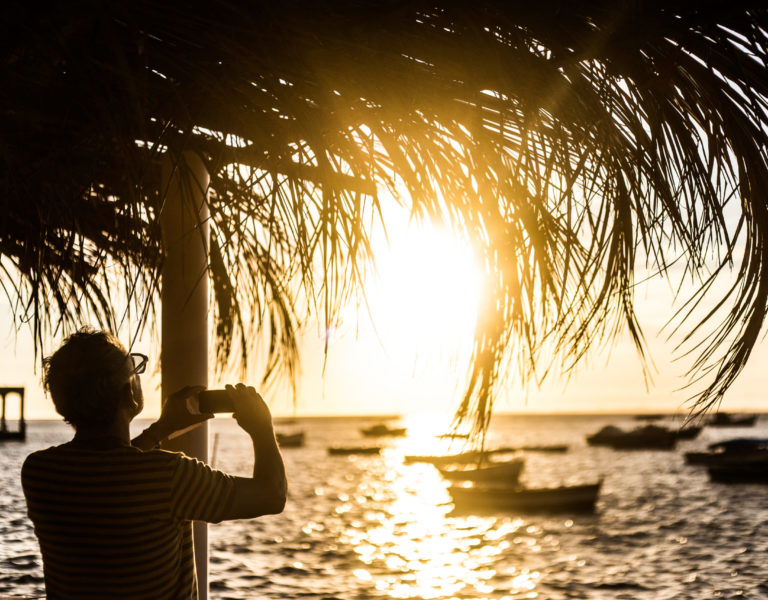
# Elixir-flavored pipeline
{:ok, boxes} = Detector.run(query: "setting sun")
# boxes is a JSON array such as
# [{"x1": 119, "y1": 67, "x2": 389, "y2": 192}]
[
  {"x1": 364, "y1": 216, "x2": 481, "y2": 376},
  {"x1": 283, "y1": 212, "x2": 486, "y2": 417}
]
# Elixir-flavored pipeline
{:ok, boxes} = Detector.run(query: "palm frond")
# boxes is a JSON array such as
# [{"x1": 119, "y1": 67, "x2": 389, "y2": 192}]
[{"x1": 3, "y1": 1, "x2": 768, "y2": 432}]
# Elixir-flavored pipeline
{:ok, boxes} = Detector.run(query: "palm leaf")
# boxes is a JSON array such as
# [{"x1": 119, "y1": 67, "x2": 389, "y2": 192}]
[{"x1": 3, "y1": 2, "x2": 768, "y2": 433}]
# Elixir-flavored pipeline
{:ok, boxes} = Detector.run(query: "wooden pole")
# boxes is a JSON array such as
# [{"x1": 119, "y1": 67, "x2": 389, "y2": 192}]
[{"x1": 160, "y1": 151, "x2": 210, "y2": 599}]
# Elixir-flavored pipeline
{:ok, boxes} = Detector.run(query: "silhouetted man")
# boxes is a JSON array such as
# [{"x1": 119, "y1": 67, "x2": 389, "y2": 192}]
[{"x1": 21, "y1": 328, "x2": 286, "y2": 599}]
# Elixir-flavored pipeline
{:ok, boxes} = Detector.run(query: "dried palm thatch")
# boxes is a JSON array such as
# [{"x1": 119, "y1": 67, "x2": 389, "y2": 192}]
[{"x1": 2, "y1": 2, "x2": 768, "y2": 432}]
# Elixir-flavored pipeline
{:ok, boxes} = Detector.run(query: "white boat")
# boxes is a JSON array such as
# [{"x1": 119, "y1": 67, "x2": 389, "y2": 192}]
[
  {"x1": 438, "y1": 458, "x2": 524, "y2": 483},
  {"x1": 405, "y1": 445, "x2": 567, "y2": 465},
  {"x1": 404, "y1": 450, "x2": 490, "y2": 465}
]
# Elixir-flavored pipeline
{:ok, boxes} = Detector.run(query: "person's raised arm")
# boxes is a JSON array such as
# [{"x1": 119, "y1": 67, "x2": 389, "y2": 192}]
[{"x1": 221, "y1": 383, "x2": 287, "y2": 519}]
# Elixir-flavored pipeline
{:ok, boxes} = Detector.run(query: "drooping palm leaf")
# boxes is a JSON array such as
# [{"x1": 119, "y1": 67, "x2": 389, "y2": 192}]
[{"x1": 3, "y1": 2, "x2": 768, "y2": 431}]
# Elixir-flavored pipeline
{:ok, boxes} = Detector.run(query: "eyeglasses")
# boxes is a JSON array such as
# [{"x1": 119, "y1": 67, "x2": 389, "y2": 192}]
[{"x1": 129, "y1": 352, "x2": 148, "y2": 375}]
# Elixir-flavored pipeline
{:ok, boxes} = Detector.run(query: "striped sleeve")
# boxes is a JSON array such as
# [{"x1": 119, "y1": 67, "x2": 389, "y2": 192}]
[{"x1": 169, "y1": 454, "x2": 236, "y2": 523}]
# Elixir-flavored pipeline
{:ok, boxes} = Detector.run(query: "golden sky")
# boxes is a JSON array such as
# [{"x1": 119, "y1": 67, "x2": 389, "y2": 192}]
[{"x1": 2, "y1": 209, "x2": 766, "y2": 421}]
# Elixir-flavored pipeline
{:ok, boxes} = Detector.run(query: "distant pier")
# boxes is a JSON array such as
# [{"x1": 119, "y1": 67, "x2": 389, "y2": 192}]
[{"x1": 0, "y1": 387, "x2": 25, "y2": 441}]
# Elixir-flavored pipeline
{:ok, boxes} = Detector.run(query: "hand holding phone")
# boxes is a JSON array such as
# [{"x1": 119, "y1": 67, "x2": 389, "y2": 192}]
[
  {"x1": 191, "y1": 386, "x2": 272, "y2": 437},
  {"x1": 196, "y1": 389, "x2": 235, "y2": 413},
  {"x1": 155, "y1": 385, "x2": 211, "y2": 440},
  {"x1": 227, "y1": 384, "x2": 273, "y2": 436}
]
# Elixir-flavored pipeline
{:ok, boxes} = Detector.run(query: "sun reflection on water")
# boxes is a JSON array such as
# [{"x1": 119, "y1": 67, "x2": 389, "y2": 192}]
[
  {"x1": 335, "y1": 418, "x2": 544, "y2": 600},
  {"x1": 200, "y1": 415, "x2": 768, "y2": 599}
]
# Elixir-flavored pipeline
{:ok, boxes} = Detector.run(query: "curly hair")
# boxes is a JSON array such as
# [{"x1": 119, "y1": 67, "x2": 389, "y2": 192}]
[{"x1": 43, "y1": 328, "x2": 133, "y2": 429}]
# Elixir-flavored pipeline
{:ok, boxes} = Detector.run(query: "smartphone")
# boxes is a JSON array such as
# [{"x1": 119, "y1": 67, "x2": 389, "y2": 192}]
[{"x1": 197, "y1": 389, "x2": 235, "y2": 413}]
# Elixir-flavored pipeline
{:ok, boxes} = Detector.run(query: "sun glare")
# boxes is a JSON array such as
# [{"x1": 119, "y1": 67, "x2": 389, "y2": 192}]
[
  {"x1": 364, "y1": 218, "x2": 481, "y2": 378},
  {"x1": 292, "y1": 208, "x2": 485, "y2": 417}
]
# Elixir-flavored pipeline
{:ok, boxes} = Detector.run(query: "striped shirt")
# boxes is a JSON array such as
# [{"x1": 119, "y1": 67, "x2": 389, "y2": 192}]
[{"x1": 21, "y1": 438, "x2": 236, "y2": 599}]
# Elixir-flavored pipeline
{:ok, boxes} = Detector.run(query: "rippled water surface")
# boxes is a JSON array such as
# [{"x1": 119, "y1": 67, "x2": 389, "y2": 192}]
[{"x1": 2, "y1": 414, "x2": 767, "y2": 599}]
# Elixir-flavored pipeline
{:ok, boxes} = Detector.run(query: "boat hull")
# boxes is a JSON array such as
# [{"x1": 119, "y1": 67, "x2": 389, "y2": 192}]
[
  {"x1": 360, "y1": 425, "x2": 407, "y2": 437},
  {"x1": 328, "y1": 446, "x2": 382, "y2": 456},
  {"x1": 587, "y1": 425, "x2": 677, "y2": 450},
  {"x1": 449, "y1": 481, "x2": 602, "y2": 512},
  {"x1": 587, "y1": 436, "x2": 677, "y2": 450},
  {"x1": 404, "y1": 450, "x2": 489, "y2": 465},
  {"x1": 708, "y1": 414, "x2": 757, "y2": 427},
  {"x1": 685, "y1": 450, "x2": 768, "y2": 467},
  {"x1": 276, "y1": 432, "x2": 305, "y2": 447}
]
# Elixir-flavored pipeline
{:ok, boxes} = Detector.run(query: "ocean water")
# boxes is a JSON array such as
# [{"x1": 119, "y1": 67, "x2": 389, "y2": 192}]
[{"x1": 1, "y1": 414, "x2": 767, "y2": 599}]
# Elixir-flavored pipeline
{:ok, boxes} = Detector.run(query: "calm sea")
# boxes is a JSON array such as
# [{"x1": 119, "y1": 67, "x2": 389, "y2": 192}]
[{"x1": 1, "y1": 413, "x2": 767, "y2": 599}]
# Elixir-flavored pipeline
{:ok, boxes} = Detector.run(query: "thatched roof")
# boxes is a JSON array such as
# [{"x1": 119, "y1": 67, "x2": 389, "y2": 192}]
[{"x1": 3, "y1": 2, "x2": 768, "y2": 429}]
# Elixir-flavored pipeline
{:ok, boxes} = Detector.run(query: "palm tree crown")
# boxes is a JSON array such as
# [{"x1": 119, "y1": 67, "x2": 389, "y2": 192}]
[{"x1": 3, "y1": 2, "x2": 768, "y2": 430}]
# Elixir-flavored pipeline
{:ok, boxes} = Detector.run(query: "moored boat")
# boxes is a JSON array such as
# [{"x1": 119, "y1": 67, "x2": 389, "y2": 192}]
[
  {"x1": 685, "y1": 438, "x2": 768, "y2": 466},
  {"x1": 449, "y1": 480, "x2": 602, "y2": 512},
  {"x1": 328, "y1": 446, "x2": 382, "y2": 456},
  {"x1": 485, "y1": 444, "x2": 569, "y2": 454},
  {"x1": 276, "y1": 431, "x2": 305, "y2": 447},
  {"x1": 404, "y1": 450, "x2": 490, "y2": 465},
  {"x1": 586, "y1": 425, "x2": 677, "y2": 449},
  {"x1": 360, "y1": 424, "x2": 407, "y2": 437},
  {"x1": 405, "y1": 444, "x2": 568, "y2": 466},
  {"x1": 707, "y1": 413, "x2": 758, "y2": 427},
  {"x1": 515, "y1": 444, "x2": 569, "y2": 453},
  {"x1": 438, "y1": 458, "x2": 524, "y2": 483},
  {"x1": 634, "y1": 414, "x2": 664, "y2": 421}
]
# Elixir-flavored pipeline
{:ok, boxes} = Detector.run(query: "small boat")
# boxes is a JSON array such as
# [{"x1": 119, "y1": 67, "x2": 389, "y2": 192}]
[
  {"x1": 328, "y1": 446, "x2": 382, "y2": 456},
  {"x1": 634, "y1": 414, "x2": 665, "y2": 421},
  {"x1": 480, "y1": 444, "x2": 569, "y2": 454},
  {"x1": 360, "y1": 424, "x2": 407, "y2": 437},
  {"x1": 449, "y1": 480, "x2": 602, "y2": 512},
  {"x1": 404, "y1": 443, "x2": 568, "y2": 465},
  {"x1": 436, "y1": 432, "x2": 470, "y2": 439},
  {"x1": 513, "y1": 445, "x2": 569, "y2": 453},
  {"x1": 685, "y1": 438, "x2": 768, "y2": 466},
  {"x1": 438, "y1": 458, "x2": 524, "y2": 483},
  {"x1": 707, "y1": 413, "x2": 758, "y2": 427},
  {"x1": 276, "y1": 431, "x2": 305, "y2": 447},
  {"x1": 404, "y1": 450, "x2": 490, "y2": 465},
  {"x1": 586, "y1": 425, "x2": 677, "y2": 449}
]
